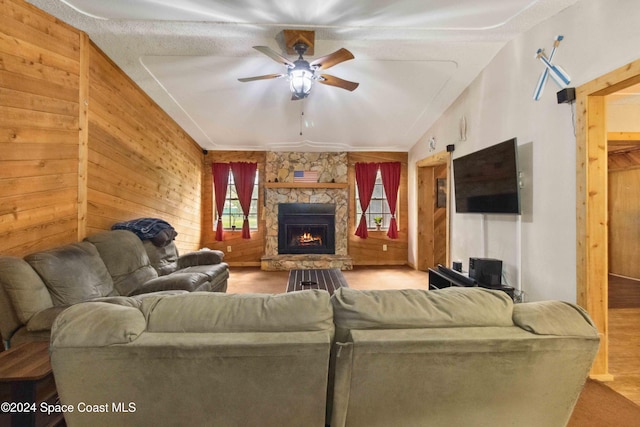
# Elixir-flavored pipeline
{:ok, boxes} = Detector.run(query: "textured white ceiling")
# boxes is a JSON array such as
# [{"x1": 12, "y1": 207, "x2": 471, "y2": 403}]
[{"x1": 27, "y1": 0, "x2": 580, "y2": 151}]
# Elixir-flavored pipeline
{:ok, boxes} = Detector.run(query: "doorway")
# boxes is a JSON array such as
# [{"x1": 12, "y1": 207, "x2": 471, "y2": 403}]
[
  {"x1": 577, "y1": 57, "x2": 640, "y2": 379},
  {"x1": 416, "y1": 151, "x2": 451, "y2": 270}
]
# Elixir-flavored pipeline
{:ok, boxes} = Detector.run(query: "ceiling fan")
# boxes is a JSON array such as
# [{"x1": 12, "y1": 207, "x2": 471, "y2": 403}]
[{"x1": 238, "y1": 30, "x2": 359, "y2": 100}]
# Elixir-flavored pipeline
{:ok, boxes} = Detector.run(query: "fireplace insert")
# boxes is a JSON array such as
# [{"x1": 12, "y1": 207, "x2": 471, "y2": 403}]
[{"x1": 278, "y1": 203, "x2": 335, "y2": 254}]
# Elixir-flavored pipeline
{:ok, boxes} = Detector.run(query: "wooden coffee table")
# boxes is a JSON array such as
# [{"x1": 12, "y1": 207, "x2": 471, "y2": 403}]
[{"x1": 286, "y1": 268, "x2": 348, "y2": 296}]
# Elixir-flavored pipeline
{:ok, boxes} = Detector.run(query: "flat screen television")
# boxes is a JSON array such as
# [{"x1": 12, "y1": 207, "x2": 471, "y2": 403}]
[{"x1": 453, "y1": 138, "x2": 520, "y2": 214}]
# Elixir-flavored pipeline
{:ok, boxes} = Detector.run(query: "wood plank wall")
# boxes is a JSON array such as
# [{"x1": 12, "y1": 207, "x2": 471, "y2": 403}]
[
  {"x1": 348, "y1": 152, "x2": 408, "y2": 265},
  {"x1": 0, "y1": 0, "x2": 81, "y2": 256},
  {"x1": 608, "y1": 168, "x2": 640, "y2": 279},
  {"x1": 1, "y1": 0, "x2": 204, "y2": 256},
  {"x1": 201, "y1": 151, "x2": 266, "y2": 265},
  {"x1": 86, "y1": 42, "x2": 203, "y2": 252},
  {"x1": 608, "y1": 135, "x2": 640, "y2": 279}
]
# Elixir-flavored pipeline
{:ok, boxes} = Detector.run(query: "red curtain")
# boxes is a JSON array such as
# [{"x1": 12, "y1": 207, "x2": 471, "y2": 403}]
[
  {"x1": 380, "y1": 162, "x2": 401, "y2": 239},
  {"x1": 354, "y1": 162, "x2": 379, "y2": 238},
  {"x1": 230, "y1": 162, "x2": 257, "y2": 239},
  {"x1": 212, "y1": 163, "x2": 229, "y2": 241}
]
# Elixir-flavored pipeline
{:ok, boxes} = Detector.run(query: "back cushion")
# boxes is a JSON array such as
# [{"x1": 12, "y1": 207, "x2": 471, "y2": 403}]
[
  {"x1": 25, "y1": 242, "x2": 114, "y2": 306},
  {"x1": 143, "y1": 240, "x2": 178, "y2": 276},
  {"x1": 332, "y1": 287, "x2": 514, "y2": 334},
  {"x1": 85, "y1": 230, "x2": 158, "y2": 296},
  {"x1": 0, "y1": 256, "x2": 53, "y2": 324},
  {"x1": 141, "y1": 290, "x2": 334, "y2": 333}
]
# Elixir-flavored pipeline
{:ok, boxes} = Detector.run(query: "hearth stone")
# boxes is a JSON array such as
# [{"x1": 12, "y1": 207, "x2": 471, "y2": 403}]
[
  {"x1": 261, "y1": 255, "x2": 353, "y2": 271},
  {"x1": 262, "y1": 152, "x2": 349, "y2": 271}
]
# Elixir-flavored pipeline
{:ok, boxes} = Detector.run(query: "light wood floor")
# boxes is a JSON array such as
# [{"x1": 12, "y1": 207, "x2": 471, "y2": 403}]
[
  {"x1": 227, "y1": 265, "x2": 432, "y2": 294},
  {"x1": 227, "y1": 267, "x2": 640, "y2": 406},
  {"x1": 607, "y1": 275, "x2": 640, "y2": 405}
]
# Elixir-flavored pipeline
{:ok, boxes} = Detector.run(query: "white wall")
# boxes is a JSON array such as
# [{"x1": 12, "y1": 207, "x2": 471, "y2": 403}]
[
  {"x1": 408, "y1": 0, "x2": 640, "y2": 303},
  {"x1": 608, "y1": 103, "x2": 640, "y2": 131}
]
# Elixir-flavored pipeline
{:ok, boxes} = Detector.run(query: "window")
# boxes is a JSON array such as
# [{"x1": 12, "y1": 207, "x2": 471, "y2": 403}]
[
  {"x1": 222, "y1": 170, "x2": 259, "y2": 230},
  {"x1": 355, "y1": 169, "x2": 395, "y2": 229}
]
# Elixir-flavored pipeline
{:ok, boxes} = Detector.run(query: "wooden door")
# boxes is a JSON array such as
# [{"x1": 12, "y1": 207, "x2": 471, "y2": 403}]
[{"x1": 416, "y1": 152, "x2": 450, "y2": 270}]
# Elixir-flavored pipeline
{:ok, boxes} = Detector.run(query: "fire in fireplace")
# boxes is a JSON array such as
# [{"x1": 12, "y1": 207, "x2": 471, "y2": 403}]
[
  {"x1": 295, "y1": 231, "x2": 323, "y2": 246},
  {"x1": 278, "y1": 203, "x2": 335, "y2": 254}
]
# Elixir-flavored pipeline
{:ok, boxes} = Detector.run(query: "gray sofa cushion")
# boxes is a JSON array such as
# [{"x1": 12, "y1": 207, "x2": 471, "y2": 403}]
[
  {"x1": 51, "y1": 302, "x2": 146, "y2": 347},
  {"x1": 176, "y1": 263, "x2": 229, "y2": 279},
  {"x1": 0, "y1": 256, "x2": 53, "y2": 323},
  {"x1": 513, "y1": 300, "x2": 599, "y2": 337},
  {"x1": 0, "y1": 284, "x2": 21, "y2": 342},
  {"x1": 143, "y1": 240, "x2": 226, "y2": 277},
  {"x1": 129, "y1": 273, "x2": 211, "y2": 295},
  {"x1": 143, "y1": 240, "x2": 177, "y2": 275},
  {"x1": 141, "y1": 290, "x2": 334, "y2": 333},
  {"x1": 332, "y1": 287, "x2": 514, "y2": 333},
  {"x1": 177, "y1": 250, "x2": 225, "y2": 268},
  {"x1": 85, "y1": 230, "x2": 158, "y2": 296},
  {"x1": 26, "y1": 306, "x2": 69, "y2": 331},
  {"x1": 25, "y1": 242, "x2": 115, "y2": 306}
]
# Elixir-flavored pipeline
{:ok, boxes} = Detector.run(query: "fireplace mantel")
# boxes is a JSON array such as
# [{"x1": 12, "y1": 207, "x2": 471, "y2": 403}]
[{"x1": 265, "y1": 182, "x2": 347, "y2": 189}]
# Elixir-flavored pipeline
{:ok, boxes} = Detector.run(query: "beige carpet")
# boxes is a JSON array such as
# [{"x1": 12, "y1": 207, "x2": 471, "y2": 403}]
[{"x1": 568, "y1": 379, "x2": 640, "y2": 426}]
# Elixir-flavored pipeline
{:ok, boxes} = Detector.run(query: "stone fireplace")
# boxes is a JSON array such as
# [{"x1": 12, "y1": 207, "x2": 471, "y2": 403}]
[
  {"x1": 261, "y1": 151, "x2": 353, "y2": 271},
  {"x1": 278, "y1": 203, "x2": 335, "y2": 255}
]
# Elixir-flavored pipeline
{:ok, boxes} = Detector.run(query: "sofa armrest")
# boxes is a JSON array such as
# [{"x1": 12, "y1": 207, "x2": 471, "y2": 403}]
[
  {"x1": 51, "y1": 302, "x2": 146, "y2": 348},
  {"x1": 177, "y1": 250, "x2": 224, "y2": 268},
  {"x1": 129, "y1": 273, "x2": 210, "y2": 295},
  {"x1": 26, "y1": 306, "x2": 70, "y2": 332},
  {"x1": 512, "y1": 301, "x2": 600, "y2": 337}
]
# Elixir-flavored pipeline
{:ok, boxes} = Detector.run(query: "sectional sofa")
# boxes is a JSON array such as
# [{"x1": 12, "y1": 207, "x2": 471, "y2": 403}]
[
  {"x1": 49, "y1": 286, "x2": 599, "y2": 427},
  {"x1": 0, "y1": 230, "x2": 228, "y2": 348}
]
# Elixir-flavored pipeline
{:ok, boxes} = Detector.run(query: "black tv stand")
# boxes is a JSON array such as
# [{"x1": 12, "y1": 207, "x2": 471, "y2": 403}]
[{"x1": 428, "y1": 265, "x2": 515, "y2": 300}]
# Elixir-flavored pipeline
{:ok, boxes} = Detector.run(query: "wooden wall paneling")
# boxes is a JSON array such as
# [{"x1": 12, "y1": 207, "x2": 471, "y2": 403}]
[
  {"x1": 607, "y1": 132, "x2": 640, "y2": 171},
  {"x1": 584, "y1": 94, "x2": 609, "y2": 377},
  {"x1": 608, "y1": 168, "x2": 640, "y2": 279},
  {"x1": 86, "y1": 42, "x2": 203, "y2": 252},
  {"x1": 0, "y1": 0, "x2": 81, "y2": 256},
  {"x1": 201, "y1": 158, "x2": 213, "y2": 246},
  {"x1": 417, "y1": 166, "x2": 434, "y2": 270},
  {"x1": 201, "y1": 151, "x2": 266, "y2": 265},
  {"x1": 348, "y1": 152, "x2": 408, "y2": 266},
  {"x1": 1, "y1": 0, "x2": 80, "y2": 61},
  {"x1": 415, "y1": 152, "x2": 450, "y2": 271},
  {"x1": 77, "y1": 31, "x2": 89, "y2": 240},
  {"x1": 2, "y1": 0, "x2": 204, "y2": 257}
]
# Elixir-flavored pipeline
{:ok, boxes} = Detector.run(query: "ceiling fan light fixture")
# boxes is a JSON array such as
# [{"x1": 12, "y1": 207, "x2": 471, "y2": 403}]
[
  {"x1": 239, "y1": 33, "x2": 358, "y2": 100},
  {"x1": 289, "y1": 68, "x2": 313, "y2": 99}
]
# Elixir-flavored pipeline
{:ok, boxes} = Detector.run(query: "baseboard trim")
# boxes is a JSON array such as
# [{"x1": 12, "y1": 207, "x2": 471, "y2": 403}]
[
  {"x1": 590, "y1": 373, "x2": 615, "y2": 382},
  {"x1": 227, "y1": 262, "x2": 261, "y2": 267}
]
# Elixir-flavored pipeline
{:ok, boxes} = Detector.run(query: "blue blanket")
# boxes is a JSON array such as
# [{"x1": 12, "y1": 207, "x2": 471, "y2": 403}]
[{"x1": 111, "y1": 218, "x2": 176, "y2": 241}]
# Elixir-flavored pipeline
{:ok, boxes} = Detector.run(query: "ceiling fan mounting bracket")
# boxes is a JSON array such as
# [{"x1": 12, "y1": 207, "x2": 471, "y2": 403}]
[
  {"x1": 284, "y1": 29, "x2": 315, "y2": 56},
  {"x1": 293, "y1": 42, "x2": 309, "y2": 59}
]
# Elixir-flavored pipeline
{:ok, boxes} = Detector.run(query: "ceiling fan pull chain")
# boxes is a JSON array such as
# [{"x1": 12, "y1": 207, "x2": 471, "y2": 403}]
[{"x1": 300, "y1": 101, "x2": 305, "y2": 136}]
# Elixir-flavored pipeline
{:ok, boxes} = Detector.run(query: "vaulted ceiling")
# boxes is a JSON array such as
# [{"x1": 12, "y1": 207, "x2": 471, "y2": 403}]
[{"x1": 27, "y1": 0, "x2": 579, "y2": 151}]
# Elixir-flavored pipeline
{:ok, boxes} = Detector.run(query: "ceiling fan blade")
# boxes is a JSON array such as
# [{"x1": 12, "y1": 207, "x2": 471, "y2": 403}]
[
  {"x1": 253, "y1": 46, "x2": 295, "y2": 67},
  {"x1": 318, "y1": 74, "x2": 359, "y2": 92},
  {"x1": 310, "y1": 48, "x2": 354, "y2": 71},
  {"x1": 238, "y1": 73, "x2": 285, "y2": 82}
]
